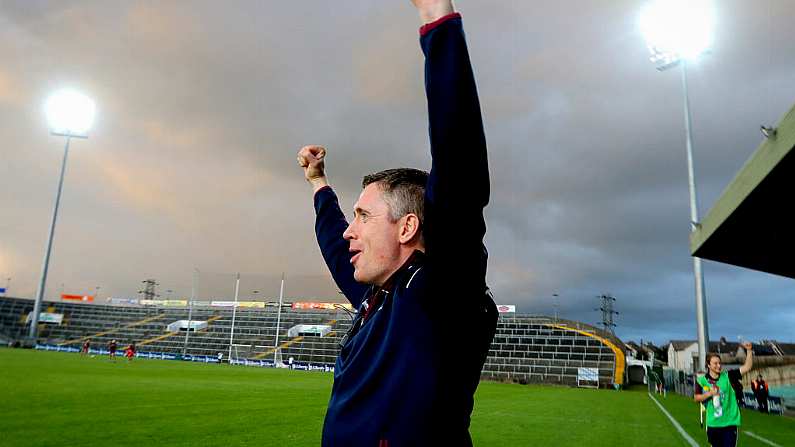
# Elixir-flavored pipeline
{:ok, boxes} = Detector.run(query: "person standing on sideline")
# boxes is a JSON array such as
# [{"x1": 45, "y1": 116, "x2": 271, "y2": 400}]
[
  {"x1": 296, "y1": 1, "x2": 497, "y2": 445},
  {"x1": 695, "y1": 341, "x2": 754, "y2": 446},
  {"x1": 108, "y1": 339, "x2": 117, "y2": 361},
  {"x1": 751, "y1": 374, "x2": 769, "y2": 413},
  {"x1": 81, "y1": 338, "x2": 91, "y2": 356}
]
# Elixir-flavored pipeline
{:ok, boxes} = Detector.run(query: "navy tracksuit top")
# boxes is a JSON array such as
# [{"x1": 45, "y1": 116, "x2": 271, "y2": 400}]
[{"x1": 314, "y1": 14, "x2": 498, "y2": 447}]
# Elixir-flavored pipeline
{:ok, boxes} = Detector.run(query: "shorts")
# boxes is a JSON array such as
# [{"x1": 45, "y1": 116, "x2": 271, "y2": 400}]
[{"x1": 707, "y1": 425, "x2": 737, "y2": 447}]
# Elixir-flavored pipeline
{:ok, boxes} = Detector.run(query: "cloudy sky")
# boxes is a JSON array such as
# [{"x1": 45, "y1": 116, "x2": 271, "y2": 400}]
[{"x1": 1, "y1": 1, "x2": 793, "y2": 345}]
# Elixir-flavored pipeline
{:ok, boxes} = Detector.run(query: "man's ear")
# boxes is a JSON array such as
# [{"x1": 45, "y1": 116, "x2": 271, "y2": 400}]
[{"x1": 398, "y1": 213, "x2": 421, "y2": 244}]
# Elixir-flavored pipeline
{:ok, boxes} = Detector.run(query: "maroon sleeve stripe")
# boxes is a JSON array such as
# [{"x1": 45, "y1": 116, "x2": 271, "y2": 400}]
[{"x1": 419, "y1": 12, "x2": 461, "y2": 36}]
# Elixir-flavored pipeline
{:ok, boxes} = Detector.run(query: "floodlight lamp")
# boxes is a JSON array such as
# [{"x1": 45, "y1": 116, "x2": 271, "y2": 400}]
[
  {"x1": 45, "y1": 89, "x2": 96, "y2": 137},
  {"x1": 640, "y1": 0, "x2": 715, "y2": 69}
]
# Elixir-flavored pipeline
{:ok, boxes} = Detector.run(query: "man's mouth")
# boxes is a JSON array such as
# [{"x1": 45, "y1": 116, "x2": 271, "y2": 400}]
[{"x1": 350, "y1": 250, "x2": 362, "y2": 265}]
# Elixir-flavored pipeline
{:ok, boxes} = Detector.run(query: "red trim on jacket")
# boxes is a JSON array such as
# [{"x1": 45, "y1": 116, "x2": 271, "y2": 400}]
[{"x1": 419, "y1": 12, "x2": 461, "y2": 36}]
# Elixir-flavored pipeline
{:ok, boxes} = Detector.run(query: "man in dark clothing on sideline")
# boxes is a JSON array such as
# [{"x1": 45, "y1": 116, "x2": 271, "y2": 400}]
[
  {"x1": 296, "y1": 1, "x2": 497, "y2": 445},
  {"x1": 752, "y1": 374, "x2": 769, "y2": 413}
]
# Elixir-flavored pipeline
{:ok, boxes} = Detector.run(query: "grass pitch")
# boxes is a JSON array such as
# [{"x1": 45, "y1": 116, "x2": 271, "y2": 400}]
[{"x1": 1, "y1": 348, "x2": 792, "y2": 446}]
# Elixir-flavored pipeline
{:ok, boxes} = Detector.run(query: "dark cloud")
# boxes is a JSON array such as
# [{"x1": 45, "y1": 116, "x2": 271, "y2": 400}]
[{"x1": 2, "y1": 1, "x2": 794, "y2": 345}]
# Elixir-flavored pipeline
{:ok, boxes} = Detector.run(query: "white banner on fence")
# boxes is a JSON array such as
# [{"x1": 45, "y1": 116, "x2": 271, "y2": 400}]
[
  {"x1": 578, "y1": 367, "x2": 599, "y2": 382},
  {"x1": 211, "y1": 301, "x2": 236, "y2": 307},
  {"x1": 26, "y1": 312, "x2": 64, "y2": 324},
  {"x1": 108, "y1": 297, "x2": 139, "y2": 305},
  {"x1": 496, "y1": 305, "x2": 516, "y2": 313}
]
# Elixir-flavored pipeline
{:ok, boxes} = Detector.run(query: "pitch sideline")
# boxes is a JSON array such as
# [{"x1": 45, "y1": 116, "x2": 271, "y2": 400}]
[
  {"x1": 648, "y1": 392, "x2": 699, "y2": 447},
  {"x1": 744, "y1": 430, "x2": 783, "y2": 447}
]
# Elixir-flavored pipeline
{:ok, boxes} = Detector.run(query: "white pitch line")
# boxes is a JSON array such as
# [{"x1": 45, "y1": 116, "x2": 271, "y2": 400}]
[
  {"x1": 648, "y1": 393, "x2": 699, "y2": 447},
  {"x1": 744, "y1": 431, "x2": 782, "y2": 447}
]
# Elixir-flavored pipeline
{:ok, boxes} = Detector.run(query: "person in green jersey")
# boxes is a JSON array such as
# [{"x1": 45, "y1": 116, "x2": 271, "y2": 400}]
[{"x1": 694, "y1": 341, "x2": 754, "y2": 446}]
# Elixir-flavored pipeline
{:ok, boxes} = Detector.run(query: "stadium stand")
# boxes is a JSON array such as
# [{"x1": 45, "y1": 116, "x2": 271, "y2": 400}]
[
  {"x1": 1, "y1": 296, "x2": 623, "y2": 387},
  {"x1": 482, "y1": 315, "x2": 623, "y2": 387}
]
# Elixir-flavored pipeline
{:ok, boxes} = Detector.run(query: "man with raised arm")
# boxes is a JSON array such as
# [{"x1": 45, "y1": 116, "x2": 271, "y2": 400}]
[
  {"x1": 296, "y1": 1, "x2": 497, "y2": 445},
  {"x1": 694, "y1": 341, "x2": 754, "y2": 446}
]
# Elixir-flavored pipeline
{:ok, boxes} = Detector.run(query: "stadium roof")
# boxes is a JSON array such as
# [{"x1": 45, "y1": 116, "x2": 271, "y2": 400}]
[{"x1": 690, "y1": 102, "x2": 795, "y2": 279}]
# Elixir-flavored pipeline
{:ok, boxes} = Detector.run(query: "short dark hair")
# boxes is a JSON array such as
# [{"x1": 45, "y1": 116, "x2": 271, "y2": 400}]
[
  {"x1": 705, "y1": 353, "x2": 721, "y2": 368},
  {"x1": 362, "y1": 168, "x2": 429, "y2": 225}
]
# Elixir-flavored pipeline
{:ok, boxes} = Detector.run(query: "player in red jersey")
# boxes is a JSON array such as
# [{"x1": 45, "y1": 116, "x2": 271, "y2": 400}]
[{"x1": 125, "y1": 342, "x2": 136, "y2": 362}]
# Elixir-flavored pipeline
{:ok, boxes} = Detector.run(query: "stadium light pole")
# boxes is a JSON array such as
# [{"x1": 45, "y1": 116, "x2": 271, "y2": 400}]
[
  {"x1": 552, "y1": 293, "x2": 559, "y2": 323},
  {"x1": 228, "y1": 273, "x2": 240, "y2": 363},
  {"x1": 30, "y1": 89, "x2": 95, "y2": 340},
  {"x1": 184, "y1": 268, "x2": 198, "y2": 357},
  {"x1": 640, "y1": 0, "x2": 713, "y2": 371},
  {"x1": 273, "y1": 273, "x2": 285, "y2": 365}
]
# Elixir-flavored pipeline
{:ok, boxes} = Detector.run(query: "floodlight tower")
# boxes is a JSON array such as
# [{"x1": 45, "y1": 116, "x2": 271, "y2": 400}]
[
  {"x1": 596, "y1": 295, "x2": 618, "y2": 335},
  {"x1": 552, "y1": 293, "x2": 560, "y2": 323},
  {"x1": 30, "y1": 90, "x2": 96, "y2": 339},
  {"x1": 640, "y1": 0, "x2": 714, "y2": 370},
  {"x1": 139, "y1": 279, "x2": 159, "y2": 301}
]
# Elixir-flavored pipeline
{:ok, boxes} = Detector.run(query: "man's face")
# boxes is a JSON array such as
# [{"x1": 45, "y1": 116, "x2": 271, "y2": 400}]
[
  {"x1": 343, "y1": 183, "x2": 403, "y2": 286},
  {"x1": 708, "y1": 357, "x2": 722, "y2": 375}
]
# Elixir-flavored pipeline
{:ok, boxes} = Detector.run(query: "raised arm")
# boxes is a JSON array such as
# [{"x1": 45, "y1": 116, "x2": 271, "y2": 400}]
[
  {"x1": 739, "y1": 341, "x2": 754, "y2": 375},
  {"x1": 415, "y1": 2, "x2": 490, "y2": 289},
  {"x1": 298, "y1": 145, "x2": 369, "y2": 307}
]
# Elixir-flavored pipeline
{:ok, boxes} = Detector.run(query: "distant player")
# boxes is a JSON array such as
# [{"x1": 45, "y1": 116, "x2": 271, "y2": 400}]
[
  {"x1": 108, "y1": 339, "x2": 117, "y2": 361},
  {"x1": 81, "y1": 339, "x2": 91, "y2": 356},
  {"x1": 694, "y1": 341, "x2": 754, "y2": 446},
  {"x1": 125, "y1": 342, "x2": 136, "y2": 362}
]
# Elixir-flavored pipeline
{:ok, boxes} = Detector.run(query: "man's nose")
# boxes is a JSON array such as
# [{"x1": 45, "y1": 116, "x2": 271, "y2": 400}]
[{"x1": 343, "y1": 223, "x2": 354, "y2": 240}]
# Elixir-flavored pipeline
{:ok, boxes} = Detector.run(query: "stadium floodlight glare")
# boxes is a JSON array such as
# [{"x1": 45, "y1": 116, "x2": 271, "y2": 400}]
[
  {"x1": 30, "y1": 90, "x2": 96, "y2": 340},
  {"x1": 640, "y1": 0, "x2": 715, "y2": 71},
  {"x1": 640, "y1": 0, "x2": 712, "y2": 372},
  {"x1": 45, "y1": 89, "x2": 96, "y2": 137}
]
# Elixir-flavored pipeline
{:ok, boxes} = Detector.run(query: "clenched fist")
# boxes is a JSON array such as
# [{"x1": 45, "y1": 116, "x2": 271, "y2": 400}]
[
  {"x1": 411, "y1": 0, "x2": 454, "y2": 24},
  {"x1": 297, "y1": 145, "x2": 329, "y2": 192}
]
